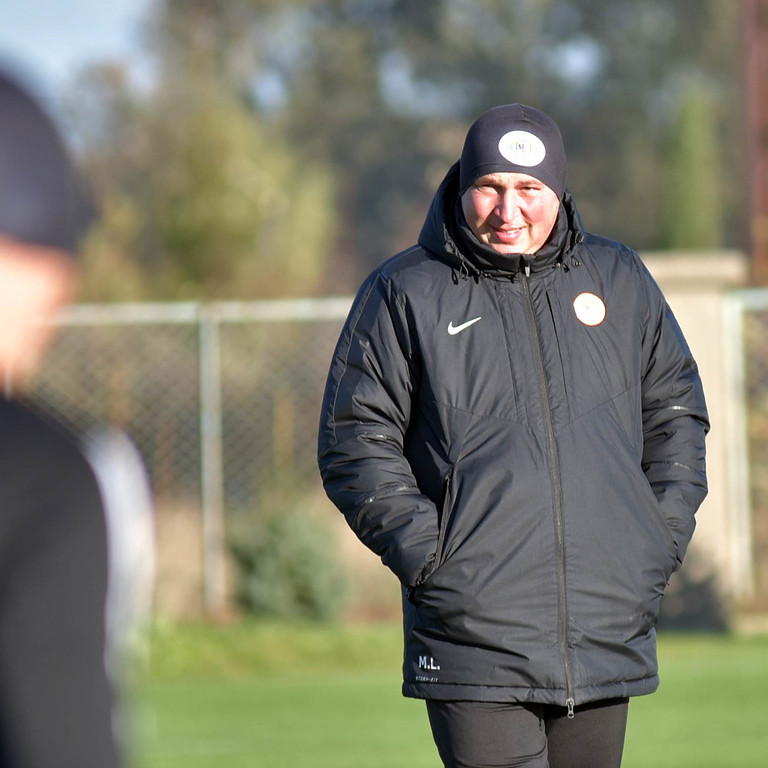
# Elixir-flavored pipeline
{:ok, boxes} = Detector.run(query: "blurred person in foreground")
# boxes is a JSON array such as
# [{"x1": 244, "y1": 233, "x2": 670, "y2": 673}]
[
  {"x1": 0, "y1": 70, "x2": 154, "y2": 767},
  {"x1": 318, "y1": 104, "x2": 708, "y2": 767}
]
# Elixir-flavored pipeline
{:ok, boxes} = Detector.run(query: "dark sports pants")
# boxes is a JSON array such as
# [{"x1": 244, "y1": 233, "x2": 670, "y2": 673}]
[{"x1": 426, "y1": 697, "x2": 629, "y2": 768}]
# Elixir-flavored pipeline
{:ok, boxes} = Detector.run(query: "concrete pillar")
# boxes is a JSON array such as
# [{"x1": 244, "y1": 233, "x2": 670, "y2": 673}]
[{"x1": 642, "y1": 250, "x2": 749, "y2": 598}]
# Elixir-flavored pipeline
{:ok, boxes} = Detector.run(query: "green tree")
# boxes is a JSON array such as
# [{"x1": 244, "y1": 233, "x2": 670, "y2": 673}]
[
  {"x1": 663, "y1": 80, "x2": 722, "y2": 249},
  {"x1": 138, "y1": 73, "x2": 336, "y2": 299},
  {"x1": 67, "y1": 4, "x2": 336, "y2": 301}
]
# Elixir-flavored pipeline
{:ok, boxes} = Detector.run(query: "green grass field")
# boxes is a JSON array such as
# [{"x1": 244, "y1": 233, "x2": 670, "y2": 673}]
[{"x1": 130, "y1": 622, "x2": 768, "y2": 767}]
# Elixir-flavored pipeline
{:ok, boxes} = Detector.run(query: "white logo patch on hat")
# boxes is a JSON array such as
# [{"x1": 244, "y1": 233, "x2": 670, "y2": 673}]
[
  {"x1": 573, "y1": 292, "x2": 606, "y2": 326},
  {"x1": 498, "y1": 131, "x2": 547, "y2": 167}
]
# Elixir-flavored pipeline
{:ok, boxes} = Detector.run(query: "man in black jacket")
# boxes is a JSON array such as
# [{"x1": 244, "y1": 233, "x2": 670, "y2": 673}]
[
  {"x1": 0, "y1": 70, "x2": 154, "y2": 768},
  {"x1": 318, "y1": 104, "x2": 708, "y2": 768}
]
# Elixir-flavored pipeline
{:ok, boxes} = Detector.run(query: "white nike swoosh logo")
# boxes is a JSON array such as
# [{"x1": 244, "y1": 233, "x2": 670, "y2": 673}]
[{"x1": 447, "y1": 316, "x2": 482, "y2": 335}]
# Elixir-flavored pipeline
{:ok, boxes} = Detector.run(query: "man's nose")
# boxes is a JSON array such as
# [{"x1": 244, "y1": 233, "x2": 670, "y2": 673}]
[{"x1": 497, "y1": 191, "x2": 522, "y2": 221}]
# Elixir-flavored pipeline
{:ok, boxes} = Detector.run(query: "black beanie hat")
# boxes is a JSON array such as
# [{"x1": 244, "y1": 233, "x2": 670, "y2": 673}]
[
  {"x1": 0, "y1": 71, "x2": 94, "y2": 254},
  {"x1": 459, "y1": 104, "x2": 567, "y2": 199}
]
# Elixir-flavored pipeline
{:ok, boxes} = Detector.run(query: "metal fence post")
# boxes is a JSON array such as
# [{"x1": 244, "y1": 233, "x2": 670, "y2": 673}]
[
  {"x1": 723, "y1": 291, "x2": 756, "y2": 598},
  {"x1": 199, "y1": 305, "x2": 227, "y2": 614}
]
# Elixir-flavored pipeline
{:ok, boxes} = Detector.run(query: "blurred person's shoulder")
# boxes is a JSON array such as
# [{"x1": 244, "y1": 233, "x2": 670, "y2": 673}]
[
  {"x1": 0, "y1": 397, "x2": 105, "y2": 563},
  {"x1": 0, "y1": 396, "x2": 86, "y2": 469}
]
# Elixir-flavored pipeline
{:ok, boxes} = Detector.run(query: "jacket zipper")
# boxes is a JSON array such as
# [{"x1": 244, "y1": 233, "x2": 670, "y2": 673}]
[{"x1": 521, "y1": 265, "x2": 575, "y2": 718}]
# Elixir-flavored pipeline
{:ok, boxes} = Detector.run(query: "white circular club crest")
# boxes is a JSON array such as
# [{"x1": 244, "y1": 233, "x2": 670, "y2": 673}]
[
  {"x1": 498, "y1": 130, "x2": 547, "y2": 167},
  {"x1": 573, "y1": 292, "x2": 606, "y2": 326}
]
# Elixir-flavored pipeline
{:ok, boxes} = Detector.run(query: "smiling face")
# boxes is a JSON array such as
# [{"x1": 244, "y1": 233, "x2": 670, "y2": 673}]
[{"x1": 460, "y1": 172, "x2": 561, "y2": 255}]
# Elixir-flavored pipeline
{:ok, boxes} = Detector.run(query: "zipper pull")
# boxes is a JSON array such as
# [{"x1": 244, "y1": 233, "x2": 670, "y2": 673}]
[
  {"x1": 566, "y1": 698, "x2": 575, "y2": 719},
  {"x1": 524, "y1": 263, "x2": 531, "y2": 278}
]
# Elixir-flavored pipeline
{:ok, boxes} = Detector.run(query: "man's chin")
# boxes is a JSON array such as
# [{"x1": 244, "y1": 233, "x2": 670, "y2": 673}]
[{"x1": 489, "y1": 242, "x2": 525, "y2": 256}]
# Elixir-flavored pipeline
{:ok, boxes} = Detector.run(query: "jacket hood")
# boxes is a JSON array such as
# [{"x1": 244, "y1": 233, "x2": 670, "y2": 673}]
[{"x1": 418, "y1": 161, "x2": 585, "y2": 278}]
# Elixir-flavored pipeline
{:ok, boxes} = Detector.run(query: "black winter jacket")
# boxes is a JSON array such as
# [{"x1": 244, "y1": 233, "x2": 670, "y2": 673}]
[{"x1": 318, "y1": 164, "x2": 709, "y2": 709}]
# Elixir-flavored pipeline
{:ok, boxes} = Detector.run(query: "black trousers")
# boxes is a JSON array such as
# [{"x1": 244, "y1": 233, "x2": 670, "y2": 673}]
[{"x1": 426, "y1": 698, "x2": 629, "y2": 768}]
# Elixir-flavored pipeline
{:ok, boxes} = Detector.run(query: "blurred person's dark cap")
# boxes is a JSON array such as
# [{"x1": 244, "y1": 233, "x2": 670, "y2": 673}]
[
  {"x1": 459, "y1": 103, "x2": 567, "y2": 199},
  {"x1": 0, "y1": 70, "x2": 95, "y2": 255}
]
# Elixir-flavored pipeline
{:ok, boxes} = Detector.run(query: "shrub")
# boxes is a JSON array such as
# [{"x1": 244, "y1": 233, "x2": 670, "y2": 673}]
[{"x1": 228, "y1": 506, "x2": 349, "y2": 621}]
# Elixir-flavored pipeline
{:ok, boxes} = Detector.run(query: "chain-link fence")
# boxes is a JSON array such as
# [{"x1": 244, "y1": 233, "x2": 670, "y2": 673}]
[
  {"x1": 19, "y1": 291, "x2": 768, "y2": 616},
  {"x1": 24, "y1": 299, "x2": 352, "y2": 617}
]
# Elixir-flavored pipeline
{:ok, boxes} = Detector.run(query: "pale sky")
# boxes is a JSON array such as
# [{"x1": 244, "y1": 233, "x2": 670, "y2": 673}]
[{"x1": 0, "y1": 0, "x2": 154, "y2": 108}]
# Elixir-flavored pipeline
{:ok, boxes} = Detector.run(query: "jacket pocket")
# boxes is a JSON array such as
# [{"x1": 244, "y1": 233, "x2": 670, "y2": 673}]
[
  {"x1": 632, "y1": 466, "x2": 678, "y2": 576},
  {"x1": 413, "y1": 466, "x2": 456, "y2": 591}
]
